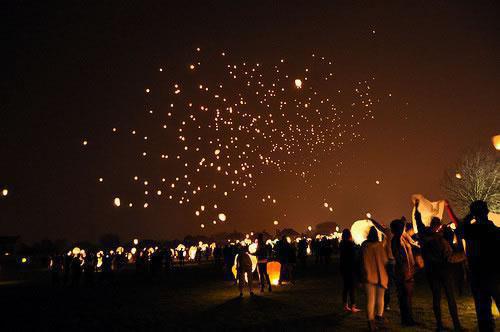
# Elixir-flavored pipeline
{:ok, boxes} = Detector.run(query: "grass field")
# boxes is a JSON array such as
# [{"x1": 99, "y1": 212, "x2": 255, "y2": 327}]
[{"x1": 0, "y1": 259, "x2": 497, "y2": 331}]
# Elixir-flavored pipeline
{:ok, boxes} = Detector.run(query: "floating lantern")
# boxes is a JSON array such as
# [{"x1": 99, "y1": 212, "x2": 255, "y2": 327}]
[
  {"x1": 113, "y1": 197, "x2": 121, "y2": 207},
  {"x1": 307, "y1": 225, "x2": 312, "y2": 231},
  {"x1": 21, "y1": 257, "x2": 28, "y2": 264},
  {"x1": 294, "y1": 79, "x2": 302, "y2": 88},
  {"x1": 350, "y1": 219, "x2": 383, "y2": 245},
  {"x1": 455, "y1": 173, "x2": 462, "y2": 179},
  {"x1": 492, "y1": 134, "x2": 500, "y2": 150},
  {"x1": 273, "y1": 220, "x2": 279, "y2": 225},
  {"x1": 133, "y1": 238, "x2": 139, "y2": 245},
  {"x1": 1, "y1": 188, "x2": 8, "y2": 197},
  {"x1": 267, "y1": 261, "x2": 281, "y2": 285},
  {"x1": 218, "y1": 213, "x2": 227, "y2": 222}
]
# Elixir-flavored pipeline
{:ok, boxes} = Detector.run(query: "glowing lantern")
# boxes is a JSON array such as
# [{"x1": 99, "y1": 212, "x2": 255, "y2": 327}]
[
  {"x1": 411, "y1": 194, "x2": 445, "y2": 233},
  {"x1": 273, "y1": 220, "x2": 279, "y2": 225},
  {"x1": 455, "y1": 173, "x2": 462, "y2": 179},
  {"x1": 267, "y1": 261, "x2": 281, "y2": 285},
  {"x1": 350, "y1": 219, "x2": 383, "y2": 245},
  {"x1": 133, "y1": 238, "x2": 139, "y2": 245},
  {"x1": 307, "y1": 225, "x2": 312, "y2": 231},
  {"x1": 21, "y1": 257, "x2": 28, "y2": 263},
  {"x1": 492, "y1": 134, "x2": 500, "y2": 150},
  {"x1": 131, "y1": 247, "x2": 137, "y2": 255},
  {"x1": 294, "y1": 79, "x2": 302, "y2": 88},
  {"x1": 366, "y1": 212, "x2": 372, "y2": 219},
  {"x1": 113, "y1": 197, "x2": 121, "y2": 207},
  {"x1": 72, "y1": 247, "x2": 81, "y2": 256},
  {"x1": 218, "y1": 213, "x2": 227, "y2": 222},
  {"x1": 116, "y1": 246, "x2": 124, "y2": 255},
  {"x1": 248, "y1": 243, "x2": 257, "y2": 254},
  {"x1": 1, "y1": 188, "x2": 8, "y2": 197},
  {"x1": 176, "y1": 244, "x2": 186, "y2": 252},
  {"x1": 188, "y1": 246, "x2": 197, "y2": 260}
]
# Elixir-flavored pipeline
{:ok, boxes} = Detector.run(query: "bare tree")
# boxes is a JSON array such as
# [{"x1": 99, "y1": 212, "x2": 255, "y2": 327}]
[{"x1": 442, "y1": 149, "x2": 499, "y2": 216}]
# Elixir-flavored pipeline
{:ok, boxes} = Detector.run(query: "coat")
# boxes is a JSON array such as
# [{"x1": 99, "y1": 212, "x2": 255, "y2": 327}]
[{"x1": 362, "y1": 241, "x2": 389, "y2": 288}]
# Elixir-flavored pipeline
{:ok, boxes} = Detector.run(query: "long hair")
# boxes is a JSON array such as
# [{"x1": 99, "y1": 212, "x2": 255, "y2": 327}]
[
  {"x1": 366, "y1": 226, "x2": 379, "y2": 242},
  {"x1": 341, "y1": 229, "x2": 352, "y2": 242}
]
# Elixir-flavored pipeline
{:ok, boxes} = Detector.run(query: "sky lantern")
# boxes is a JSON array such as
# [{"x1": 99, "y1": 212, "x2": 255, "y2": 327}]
[
  {"x1": 113, "y1": 197, "x2": 121, "y2": 207},
  {"x1": 133, "y1": 238, "x2": 139, "y2": 245},
  {"x1": 307, "y1": 225, "x2": 312, "y2": 231},
  {"x1": 492, "y1": 134, "x2": 500, "y2": 150},
  {"x1": 410, "y1": 194, "x2": 445, "y2": 232},
  {"x1": 188, "y1": 246, "x2": 197, "y2": 260},
  {"x1": 273, "y1": 220, "x2": 279, "y2": 225},
  {"x1": 267, "y1": 261, "x2": 281, "y2": 285},
  {"x1": 218, "y1": 213, "x2": 227, "y2": 222},
  {"x1": 455, "y1": 173, "x2": 462, "y2": 179},
  {"x1": 1, "y1": 188, "x2": 8, "y2": 197},
  {"x1": 72, "y1": 247, "x2": 81, "y2": 256},
  {"x1": 294, "y1": 79, "x2": 302, "y2": 88},
  {"x1": 350, "y1": 219, "x2": 383, "y2": 245}
]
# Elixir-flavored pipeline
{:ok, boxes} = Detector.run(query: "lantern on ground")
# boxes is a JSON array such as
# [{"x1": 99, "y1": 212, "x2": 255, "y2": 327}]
[
  {"x1": 267, "y1": 261, "x2": 281, "y2": 286},
  {"x1": 492, "y1": 134, "x2": 500, "y2": 150},
  {"x1": 188, "y1": 246, "x2": 197, "y2": 260}
]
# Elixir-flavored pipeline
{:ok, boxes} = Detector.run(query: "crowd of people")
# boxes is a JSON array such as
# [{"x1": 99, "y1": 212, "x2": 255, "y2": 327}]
[
  {"x1": 44, "y1": 199, "x2": 499, "y2": 331},
  {"x1": 336, "y1": 199, "x2": 499, "y2": 332}
]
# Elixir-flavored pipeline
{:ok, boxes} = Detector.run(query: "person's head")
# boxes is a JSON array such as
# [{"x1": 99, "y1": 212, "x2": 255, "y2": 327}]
[
  {"x1": 405, "y1": 221, "x2": 414, "y2": 235},
  {"x1": 390, "y1": 219, "x2": 405, "y2": 236},
  {"x1": 367, "y1": 226, "x2": 379, "y2": 242},
  {"x1": 470, "y1": 200, "x2": 489, "y2": 221},
  {"x1": 341, "y1": 229, "x2": 352, "y2": 242},
  {"x1": 258, "y1": 233, "x2": 264, "y2": 244},
  {"x1": 430, "y1": 217, "x2": 442, "y2": 232}
]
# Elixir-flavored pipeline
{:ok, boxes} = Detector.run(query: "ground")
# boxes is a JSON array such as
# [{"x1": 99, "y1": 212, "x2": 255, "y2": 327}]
[{"x1": 0, "y1": 258, "x2": 497, "y2": 331}]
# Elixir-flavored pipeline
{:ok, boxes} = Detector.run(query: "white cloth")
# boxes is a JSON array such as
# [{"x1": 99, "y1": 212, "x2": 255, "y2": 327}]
[{"x1": 411, "y1": 194, "x2": 445, "y2": 233}]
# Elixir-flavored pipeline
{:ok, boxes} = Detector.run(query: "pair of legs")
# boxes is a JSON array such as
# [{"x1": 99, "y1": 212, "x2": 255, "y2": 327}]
[
  {"x1": 279, "y1": 263, "x2": 294, "y2": 284},
  {"x1": 257, "y1": 263, "x2": 272, "y2": 291},
  {"x1": 238, "y1": 270, "x2": 253, "y2": 295},
  {"x1": 342, "y1": 273, "x2": 356, "y2": 307},
  {"x1": 426, "y1": 268, "x2": 461, "y2": 330},
  {"x1": 365, "y1": 283, "x2": 385, "y2": 321},
  {"x1": 384, "y1": 262, "x2": 395, "y2": 309},
  {"x1": 469, "y1": 273, "x2": 500, "y2": 332},
  {"x1": 395, "y1": 277, "x2": 415, "y2": 325}
]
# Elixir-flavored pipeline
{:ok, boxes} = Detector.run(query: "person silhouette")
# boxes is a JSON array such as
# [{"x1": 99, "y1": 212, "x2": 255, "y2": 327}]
[
  {"x1": 415, "y1": 200, "x2": 466, "y2": 331},
  {"x1": 339, "y1": 229, "x2": 361, "y2": 313},
  {"x1": 236, "y1": 246, "x2": 254, "y2": 297},
  {"x1": 256, "y1": 234, "x2": 272, "y2": 293},
  {"x1": 446, "y1": 200, "x2": 500, "y2": 332}
]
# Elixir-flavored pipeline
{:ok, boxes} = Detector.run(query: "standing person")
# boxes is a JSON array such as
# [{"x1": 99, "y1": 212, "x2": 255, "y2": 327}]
[
  {"x1": 236, "y1": 247, "x2": 254, "y2": 297},
  {"x1": 415, "y1": 200, "x2": 466, "y2": 331},
  {"x1": 369, "y1": 218, "x2": 395, "y2": 312},
  {"x1": 339, "y1": 229, "x2": 361, "y2": 313},
  {"x1": 446, "y1": 200, "x2": 500, "y2": 332},
  {"x1": 390, "y1": 219, "x2": 417, "y2": 326},
  {"x1": 362, "y1": 226, "x2": 389, "y2": 331},
  {"x1": 256, "y1": 234, "x2": 272, "y2": 293}
]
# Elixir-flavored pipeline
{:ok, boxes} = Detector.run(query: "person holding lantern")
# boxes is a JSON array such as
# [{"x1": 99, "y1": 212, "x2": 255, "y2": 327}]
[
  {"x1": 236, "y1": 246, "x2": 254, "y2": 297},
  {"x1": 390, "y1": 219, "x2": 417, "y2": 326},
  {"x1": 361, "y1": 226, "x2": 389, "y2": 331},
  {"x1": 415, "y1": 200, "x2": 466, "y2": 332}
]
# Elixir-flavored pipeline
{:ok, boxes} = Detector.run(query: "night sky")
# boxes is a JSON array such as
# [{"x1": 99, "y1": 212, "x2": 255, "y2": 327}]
[{"x1": 2, "y1": 2, "x2": 499, "y2": 243}]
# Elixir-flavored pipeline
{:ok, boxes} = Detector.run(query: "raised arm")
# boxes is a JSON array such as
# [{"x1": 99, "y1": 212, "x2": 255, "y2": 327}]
[{"x1": 414, "y1": 200, "x2": 426, "y2": 235}]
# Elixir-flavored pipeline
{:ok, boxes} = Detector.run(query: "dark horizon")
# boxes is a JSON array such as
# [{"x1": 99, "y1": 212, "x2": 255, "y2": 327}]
[{"x1": 2, "y1": 2, "x2": 499, "y2": 243}]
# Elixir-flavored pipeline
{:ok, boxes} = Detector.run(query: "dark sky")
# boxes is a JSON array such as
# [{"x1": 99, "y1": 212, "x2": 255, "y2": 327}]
[{"x1": 1, "y1": 2, "x2": 499, "y2": 243}]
